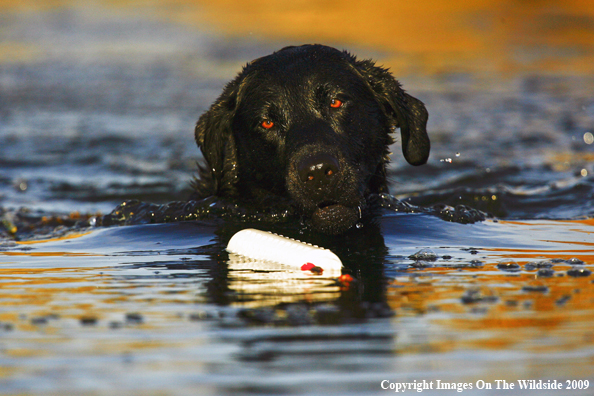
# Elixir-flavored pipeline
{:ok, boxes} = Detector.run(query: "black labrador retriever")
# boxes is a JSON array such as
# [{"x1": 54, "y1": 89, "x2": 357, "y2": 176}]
[{"x1": 192, "y1": 44, "x2": 430, "y2": 234}]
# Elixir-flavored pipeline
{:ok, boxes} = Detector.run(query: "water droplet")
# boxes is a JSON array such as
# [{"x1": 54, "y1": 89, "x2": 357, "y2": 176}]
[
  {"x1": 556, "y1": 294, "x2": 571, "y2": 305},
  {"x1": 566, "y1": 257, "x2": 584, "y2": 265},
  {"x1": 409, "y1": 248, "x2": 437, "y2": 261},
  {"x1": 567, "y1": 267, "x2": 592, "y2": 277},
  {"x1": 497, "y1": 259, "x2": 520, "y2": 272},
  {"x1": 461, "y1": 288, "x2": 498, "y2": 304},
  {"x1": 537, "y1": 268, "x2": 555, "y2": 277},
  {"x1": 13, "y1": 178, "x2": 28, "y2": 192},
  {"x1": 581, "y1": 169, "x2": 588, "y2": 177},
  {"x1": 455, "y1": 152, "x2": 460, "y2": 157},
  {"x1": 355, "y1": 222, "x2": 363, "y2": 229},
  {"x1": 522, "y1": 285, "x2": 548, "y2": 293},
  {"x1": 584, "y1": 132, "x2": 594, "y2": 145},
  {"x1": 470, "y1": 260, "x2": 484, "y2": 267}
]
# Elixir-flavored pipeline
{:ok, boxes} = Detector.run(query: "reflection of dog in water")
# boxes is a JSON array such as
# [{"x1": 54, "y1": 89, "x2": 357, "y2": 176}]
[{"x1": 192, "y1": 44, "x2": 430, "y2": 234}]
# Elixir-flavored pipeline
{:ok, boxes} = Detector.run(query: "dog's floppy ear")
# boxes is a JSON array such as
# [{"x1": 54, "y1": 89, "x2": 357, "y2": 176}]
[
  {"x1": 194, "y1": 78, "x2": 240, "y2": 197},
  {"x1": 352, "y1": 58, "x2": 430, "y2": 166}
]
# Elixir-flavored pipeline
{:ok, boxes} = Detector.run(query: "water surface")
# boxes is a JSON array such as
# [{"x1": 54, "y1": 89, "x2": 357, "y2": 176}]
[{"x1": 1, "y1": 1, "x2": 593, "y2": 395}]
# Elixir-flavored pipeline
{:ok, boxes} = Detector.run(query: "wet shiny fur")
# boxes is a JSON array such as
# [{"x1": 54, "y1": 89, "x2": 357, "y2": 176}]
[{"x1": 192, "y1": 45, "x2": 430, "y2": 234}]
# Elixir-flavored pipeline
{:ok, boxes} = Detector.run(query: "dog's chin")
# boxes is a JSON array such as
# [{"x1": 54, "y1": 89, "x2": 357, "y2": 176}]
[{"x1": 310, "y1": 204, "x2": 360, "y2": 235}]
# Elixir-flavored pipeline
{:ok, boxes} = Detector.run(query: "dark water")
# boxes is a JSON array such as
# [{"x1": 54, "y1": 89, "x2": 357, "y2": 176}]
[{"x1": 1, "y1": 3, "x2": 594, "y2": 396}]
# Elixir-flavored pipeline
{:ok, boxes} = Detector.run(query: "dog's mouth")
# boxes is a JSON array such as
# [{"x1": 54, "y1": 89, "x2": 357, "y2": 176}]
[
  {"x1": 286, "y1": 148, "x2": 364, "y2": 234},
  {"x1": 317, "y1": 200, "x2": 339, "y2": 210},
  {"x1": 310, "y1": 201, "x2": 361, "y2": 235}
]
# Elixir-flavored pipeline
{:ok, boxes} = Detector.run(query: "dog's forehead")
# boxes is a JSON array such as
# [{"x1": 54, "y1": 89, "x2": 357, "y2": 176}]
[
  {"x1": 243, "y1": 47, "x2": 358, "y2": 92},
  {"x1": 250, "y1": 45, "x2": 349, "y2": 69}
]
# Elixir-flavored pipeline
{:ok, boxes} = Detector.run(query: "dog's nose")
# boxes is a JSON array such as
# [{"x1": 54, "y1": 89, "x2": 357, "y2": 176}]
[{"x1": 297, "y1": 153, "x2": 340, "y2": 188}]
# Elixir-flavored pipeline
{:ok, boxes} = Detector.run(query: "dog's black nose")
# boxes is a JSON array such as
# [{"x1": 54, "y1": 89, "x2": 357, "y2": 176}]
[{"x1": 297, "y1": 153, "x2": 340, "y2": 188}]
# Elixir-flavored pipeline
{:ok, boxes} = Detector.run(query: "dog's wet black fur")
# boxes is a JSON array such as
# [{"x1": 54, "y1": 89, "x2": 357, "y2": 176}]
[{"x1": 191, "y1": 44, "x2": 430, "y2": 234}]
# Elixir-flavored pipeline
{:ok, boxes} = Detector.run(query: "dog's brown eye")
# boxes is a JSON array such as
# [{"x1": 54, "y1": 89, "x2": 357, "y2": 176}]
[
  {"x1": 261, "y1": 120, "x2": 274, "y2": 129},
  {"x1": 330, "y1": 98, "x2": 343, "y2": 108}
]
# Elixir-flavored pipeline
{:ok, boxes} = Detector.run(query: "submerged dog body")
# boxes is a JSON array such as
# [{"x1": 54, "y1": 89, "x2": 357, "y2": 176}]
[{"x1": 192, "y1": 45, "x2": 430, "y2": 234}]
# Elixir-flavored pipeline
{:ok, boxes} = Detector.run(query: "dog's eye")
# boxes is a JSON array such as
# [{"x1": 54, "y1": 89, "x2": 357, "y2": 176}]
[
  {"x1": 261, "y1": 120, "x2": 274, "y2": 129},
  {"x1": 330, "y1": 98, "x2": 343, "y2": 108}
]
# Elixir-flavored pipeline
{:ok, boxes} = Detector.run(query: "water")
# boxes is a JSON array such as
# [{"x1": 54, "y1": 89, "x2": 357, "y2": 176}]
[{"x1": 1, "y1": 2, "x2": 594, "y2": 395}]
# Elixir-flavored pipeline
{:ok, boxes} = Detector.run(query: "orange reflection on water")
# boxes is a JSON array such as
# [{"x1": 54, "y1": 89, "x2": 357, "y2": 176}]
[
  {"x1": 2, "y1": 0, "x2": 594, "y2": 75},
  {"x1": 148, "y1": 0, "x2": 594, "y2": 75},
  {"x1": 14, "y1": 231, "x2": 94, "y2": 245},
  {"x1": 1, "y1": 251, "x2": 98, "y2": 257},
  {"x1": 387, "y1": 253, "x2": 594, "y2": 360},
  {"x1": 500, "y1": 218, "x2": 594, "y2": 228}
]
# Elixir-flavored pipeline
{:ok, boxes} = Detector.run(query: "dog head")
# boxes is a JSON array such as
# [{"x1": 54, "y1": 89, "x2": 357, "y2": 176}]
[{"x1": 195, "y1": 44, "x2": 430, "y2": 234}]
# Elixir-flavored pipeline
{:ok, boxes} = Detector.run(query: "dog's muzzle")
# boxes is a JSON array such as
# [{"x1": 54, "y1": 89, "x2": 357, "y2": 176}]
[{"x1": 288, "y1": 149, "x2": 362, "y2": 234}]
